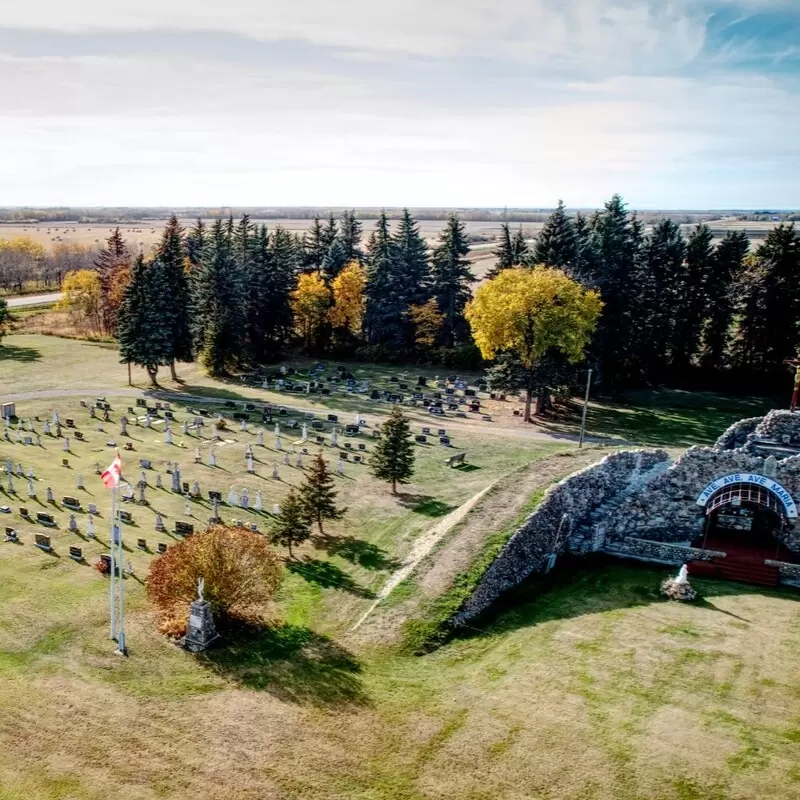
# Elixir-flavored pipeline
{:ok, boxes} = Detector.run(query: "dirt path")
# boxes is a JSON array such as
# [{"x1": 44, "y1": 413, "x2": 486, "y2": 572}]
[
  {"x1": 5, "y1": 292, "x2": 62, "y2": 307},
  {"x1": 350, "y1": 481, "x2": 497, "y2": 631}
]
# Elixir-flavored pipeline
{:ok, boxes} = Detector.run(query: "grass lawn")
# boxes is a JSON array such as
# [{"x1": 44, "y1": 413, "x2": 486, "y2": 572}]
[
  {"x1": 1, "y1": 333, "x2": 796, "y2": 799},
  {"x1": 0, "y1": 556, "x2": 798, "y2": 799}
]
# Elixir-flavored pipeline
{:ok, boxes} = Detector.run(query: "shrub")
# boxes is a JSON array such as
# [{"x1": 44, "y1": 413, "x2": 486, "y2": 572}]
[{"x1": 147, "y1": 524, "x2": 283, "y2": 636}]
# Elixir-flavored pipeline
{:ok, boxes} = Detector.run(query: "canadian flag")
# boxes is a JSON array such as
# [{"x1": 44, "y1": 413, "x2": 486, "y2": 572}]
[{"x1": 101, "y1": 454, "x2": 122, "y2": 489}]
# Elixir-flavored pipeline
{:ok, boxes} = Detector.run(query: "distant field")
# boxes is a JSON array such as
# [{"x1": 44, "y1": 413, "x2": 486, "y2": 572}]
[{"x1": 0, "y1": 216, "x2": 780, "y2": 281}]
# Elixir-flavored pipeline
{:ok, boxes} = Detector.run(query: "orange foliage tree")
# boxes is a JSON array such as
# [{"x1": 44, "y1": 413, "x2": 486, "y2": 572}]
[
  {"x1": 146, "y1": 525, "x2": 284, "y2": 635},
  {"x1": 329, "y1": 260, "x2": 366, "y2": 336}
]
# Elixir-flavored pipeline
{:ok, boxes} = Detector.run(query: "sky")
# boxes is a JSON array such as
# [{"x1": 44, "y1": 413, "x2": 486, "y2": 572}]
[{"x1": 0, "y1": 0, "x2": 798, "y2": 209}]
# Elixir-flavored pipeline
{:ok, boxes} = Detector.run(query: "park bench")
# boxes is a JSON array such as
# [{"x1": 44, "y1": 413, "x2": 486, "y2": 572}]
[{"x1": 445, "y1": 452, "x2": 467, "y2": 468}]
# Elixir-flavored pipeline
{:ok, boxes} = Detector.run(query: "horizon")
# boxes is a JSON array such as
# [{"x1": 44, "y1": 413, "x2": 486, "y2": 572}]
[{"x1": 0, "y1": 1, "x2": 798, "y2": 208}]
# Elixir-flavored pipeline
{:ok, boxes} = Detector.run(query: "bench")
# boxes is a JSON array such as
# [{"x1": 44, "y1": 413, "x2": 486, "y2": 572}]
[{"x1": 445, "y1": 452, "x2": 467, "y2": 467}]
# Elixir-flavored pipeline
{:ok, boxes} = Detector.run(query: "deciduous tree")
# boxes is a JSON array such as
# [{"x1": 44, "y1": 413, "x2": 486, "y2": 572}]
[
  {"x1": 329, "y1": 260, "x2": 366, "y2": 336},
  {"x1": 407, "y1": 299, "x2": 444, "y2": 355},
  {"x1": 291, "y1": 270, "x2": 331, "y2": 352},
  {"x1": 57, "y1": 269, "x2": 103, "y2": 334},
  {"x1": 466, "y1": 267, "x2": 602, "y2": 421}
]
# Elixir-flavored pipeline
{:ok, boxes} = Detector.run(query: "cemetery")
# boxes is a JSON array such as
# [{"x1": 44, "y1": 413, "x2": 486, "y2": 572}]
[{"x1": 1, "y1": 341, "x2": 798, "y2": 800}]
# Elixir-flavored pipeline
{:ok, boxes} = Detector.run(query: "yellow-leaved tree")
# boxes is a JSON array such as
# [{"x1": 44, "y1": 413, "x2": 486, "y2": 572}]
[
  {"x1": 329, "y1": 260, "x2": 365, "y2": 336},
  {"x1": 291, "y1": 270, "x2": 331, "y2": 351},
  {"x1": 57, "y1": 269, "x2": 103, "y2": 335},
  {"x1": 407, "y1": 299, "x2": 445, "y2": 355},
  {"x1": 465, "y1": 266, "x2": 602, "y2": 422}
]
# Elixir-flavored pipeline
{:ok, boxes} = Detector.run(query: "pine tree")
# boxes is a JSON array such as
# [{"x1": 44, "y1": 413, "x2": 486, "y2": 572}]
[
  {"x1": 394, "y1": 209, "x2": 430, "y2": 306},
  {"x1": 322, "y1": 237, "x2": 348, "y2": 281},
  {"x1": 186, "y1": 219, "x2": 206, "y2": 270},
  {"x1": 298, "y1": 453, "x2": 346, "y2": 535},
  {"x1": 429, "y1": 215, "x2": 475, "y2": 347},
  {"x1": 364, "y1": 212, "x2": 406, "y2": 346},
  {"x1": 700, "y1": 231, "x2": 749, "y2": 370},
  {"x1": 571, "y1": 212, "x2": 597, "y2": 283},
  {"x1": 732, "y1": 224, "x2": 800, "y2": 377},
  {"x1": 584, "y1": 195, "x2": 643, "y2": 386},
  {"x1": 511, "y1": 227, "x2": 530, "y2": 266},
  {"x1": 371, "y1": 406, "x2": 415, "y2": 494},
  {"x1": 94, "y1": 227, "x2": 130, "y2": 334},
  {"x1": 490, "y1": 223, "x2": 516, "y2": 277},
  {"x1": 191, "y1": 220, "x2": 245, "y2": 376},
  {"x1": 117, "y1": 254, "x2": 174, "y2": 386},
  {"x1": 303, "y1": 217, "x2": 328, "y2": 272},
  {"x1": 0, "y1": 297, "x2": 10, "y2": 345},
  {"x1": 269, "y1": 489, "x2": 311, "y2": 558},
  {"x1": 156, "y1": 214, "x2": 193, "y2": 379},
  {"x1": 533, "y1": 201, "x2": 578, "y2": 271},
  {"x1": 669, "y1": 223, "x2": 714, "y2": 375},
  {"x1": 339, "y1": 210, "x2": 363, "y2": 264},
  {"x1": 630, "y1": 219, "x2": 686, "y2": 380}
]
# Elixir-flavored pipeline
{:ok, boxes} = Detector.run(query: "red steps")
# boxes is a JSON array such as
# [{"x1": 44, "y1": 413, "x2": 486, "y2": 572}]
[{"x1": 688, "y1": 559, "x2": 779, "y2": 588}]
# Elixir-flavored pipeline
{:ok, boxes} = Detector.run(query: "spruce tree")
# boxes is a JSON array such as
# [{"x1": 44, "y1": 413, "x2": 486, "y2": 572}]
[
  {"x1": 155, "y1": 214, "x2": 193, "y2": 379},
  {"x1": 186, "y1": 219, "x2": 206, "y2": 270},
  {"x1": 511, "y1": 227, "x2": 530, "y2": 266},
  {"x1": 700, "y1": 231, "x2": 749, "y2": 370},
  {"x1": 364, "y1": 212, "x2": 406, "y2": 347},
  {"x1": 303, "y1": 217, "x2": 328, "y2": 272},
  {"x1": 298, "y1": 453, "x2": 346, "y2": 535},
  {"x1": 117, "y1": 254, "x2": 174, "y2": 386},
  {"x1": 371, "y1": 406, "x2": 415, "y2": 494},
  {"x1": 322, "y1": 237, "x2": 348, "y2": 281},
  {"x1": 394, "y1": 208, "x2": 430, "y2": 306},
  {"x1": 94, "y1": 227, "x2": 130, "y2": 334},
  {"x1": 270, "y1": 489, "x2": 311, "y2": 558},
  {"x1": 571, "y1": 212, "x2": 597, "y2": 283},
  {"x1": 533, "y1": 200, "x2": 578, "y2": 271},
  {"x1": 668, "y1": 223, "x2": 714, "y2": 375},
  {"x1": 490, "y1": 223, "x2": 516, "y2": 277},
  {"x1": 339, "y1": 210, "x2": 363, "y2": 264},
  {"x1": 429, "y1": 215, "x2": 475, "y2": 346}
]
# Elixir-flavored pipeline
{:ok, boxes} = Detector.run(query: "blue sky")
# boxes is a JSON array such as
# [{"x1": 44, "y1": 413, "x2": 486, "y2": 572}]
[{"x1": 0, "y1": 0, "x2": 797, "y2": 209}]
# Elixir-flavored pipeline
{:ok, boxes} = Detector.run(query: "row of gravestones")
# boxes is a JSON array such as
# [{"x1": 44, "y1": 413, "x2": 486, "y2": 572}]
[{"x1": 4, "y1": 526, "x2": 170, "y2": 560}]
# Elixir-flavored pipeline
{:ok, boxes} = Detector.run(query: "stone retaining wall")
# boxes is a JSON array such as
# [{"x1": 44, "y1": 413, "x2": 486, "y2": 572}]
[
  {"x1": 604, "y1": 537, "x2": 725, "y2": 565},
  {"x1": 765, "y1": 559, "x2": 800, "y2": 586},
  {"x1": 449, "y1": 449, "x2": 670, "y2": 627},
  {"x1": 714, "y1": 417, "x2": 762, "y2": 451}
]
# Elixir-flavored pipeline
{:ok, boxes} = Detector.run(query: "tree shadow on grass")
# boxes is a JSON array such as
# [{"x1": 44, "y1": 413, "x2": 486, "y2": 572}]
[
  {"x1": 0, "y1": 343, "x2": 42, "y2": 363},
  {"x1": 314, "y1": 534, "x2": 401, "y2": 571},
  {"x1": 286, "y1": 556, "x2": 375, "y2": 598},
  {"x1": 397, "y1": 494, "x2": 456, "y2": 518},
  {"x1": 197, "y1": 621, "x2": 368, "y2": 708}
]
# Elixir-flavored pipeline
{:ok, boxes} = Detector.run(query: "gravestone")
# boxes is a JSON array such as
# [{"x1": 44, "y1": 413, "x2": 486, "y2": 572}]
[
  {"x1": 208, "y1": 490, "x2": 222, "y2": 502},
  {"x1": 171, "y1": 468, "x2": 181, "y2": 493},
  {"x1": 156, "y1": 473, "x2": 163, "y2": 489},
  {"x1": 63, "y1": 496, "x2": 81, "y2": 510},
  {"x1": 87, "y1": 503, "x2": 98, "y2": 514},
  {"x1": 155, "y1": 514, "x2": 165, "y2": 532},
  {"x1": 240, "y1": 489, "x2": 249, "y2": 509},
  {"x1": 175, "y1": 521, "x2": 194, "y2": 537},
  {"x1": 63, "y1": 437, "x2": 70, "y2": 452},
  {"x1": 76, "y1": 473, "x2": 84, "y2": 489},
  {"x1": 164, "y1": 428, "x2": 173, "y2": 445},
  {"x1": 283, "y1": 452, "x2": 290, "y2": 466},
  {"x1": 272, "y1": 503, "x2": 281, "y2": 515},
  {"x1": 86, "y1": 516, "x2": 96, "y2": 538},
  {"x1": 254, "y1": 490, "x2": 263, "y2": 512},
  {"x1": 137, "y1": 538, "x2": 147, "y2": 551},
  {"x1": 69, "y1": 546, "x2": 83, "y2": 561},
  {"x1": 228, "y1": 487, "x2": 238, "y2": 506},
  {"x1": 139, "y1": 458, "x2": 151, "y2": 469},
  {"x1": 120, "y1": 417, "x2": 128, "y2": 435},
  {"x1": 68, "y1": 514, "x2": 78, "y2": 532},
  {"x1": 182, "y1": 580, "x2": 219, "y2": 653},
  {"x1": 35, "y1": 533, "x2": 52, "y2": 551},
  {"x1": 46, "y1": 486, "x2": 54, "y2": 502},
  {"x1": 208, "y1": 448, "x2": 217, "y2": 467},
  {"x1": 247, "y1": 454, "x2": 255, "y2": 474},
  {"x1": 119, "y1": 510, "x2": 133, "y2": 524},
  {"x1": 192, "y1": 480, "x2": 200, "y2": 497},
  {"x1": 272, "y1": 463, "x2": 279, "y2": 479},
  {"x1": 157, "y1": 542, "x2": 168, "y2": 554}
]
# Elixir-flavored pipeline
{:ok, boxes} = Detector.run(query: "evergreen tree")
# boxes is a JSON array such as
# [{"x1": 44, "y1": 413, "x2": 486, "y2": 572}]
[
  {"x1": 394, "y1": 208, "x2": 430, "y2": 306},
  {"x1": 490, "y1": 223, "x2": 516, "y2": 277},
  {"x1": 584, "y1": 195, "x2": 643, "y2": 386},
  {"x1": 429, "y1": 215, "x2": 475, "y2": 346},
  {"x1": 322, "y1": 214, "x2": 338, "y2": 250},
  {"x1": 511, "y1": 227, "x2": 530, "y2": 266},
  {"x1": 630, "y1": 219, "x2": 686, "y2": 379},
  {"x1": 732, "y1": 224, "x2": 800, "y2": 377},
  {"x1": 533, "y1": 200, "x2": 578, "y2": 271},
  {"x1": 94, "y1": 227, "x2": 130, "y2": 334},
  {"x1": 303, "y1": 217, "x2": 328, "y2": 272},
  {"x1": 191, "y1": 220, "x2": 245, "y2": 376},
  {"x1": 117, "y1": 254, "x2": 174, "y2": 386},
  {"x1": 155, "y1": 214, "x2": 193, "y2": 379},
  {"x1": 0, "y1": 297, "x2": 10, "y2": 346},
  {"x1": 700, "y1": 231, "x2": 749, "y2": 370},
  {"x1": 269, "y1": 489, "x2": 311, "y2": 558},
  {"x1": 669, "y1": 223, "x2": 714, "y2": 374},
  {"x1": 364, "y1": 212, "x2": 406, "y2": 346},
  {"x1": 371, "y1": 406, "x2": 415, "y2": 494},
  {"x1": 339, "y1": 210, "x2": 363, "y2": 264},
  {"x1": 186, "y1": 219, "x2": 206, "y2": 270},
  {"x1": 571, "y1": 212, "x2": 597, "y2": 283},
  {"x1": 298, "y1": 453, "x2": 346, "y2": 535},
  {"x1": 322, "y1": 237, "x2": 348, "y2": 281}
]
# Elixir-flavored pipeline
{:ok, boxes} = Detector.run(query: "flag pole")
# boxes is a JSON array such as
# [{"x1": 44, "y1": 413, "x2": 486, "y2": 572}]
[
  {"x1": 116, "y1": 490, "x2": 126, "y2": 654},
  {"x1": 109, "y1": 484, "x2": 117, "y2": 640}
]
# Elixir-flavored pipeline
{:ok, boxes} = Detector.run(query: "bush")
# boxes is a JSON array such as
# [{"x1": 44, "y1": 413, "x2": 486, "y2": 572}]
[
  {"x1": 434, "y1": 343, "x2": 484, "y2": 370},
  {"x1": 147, "y1": 525, "x2": 283, "y2": 636}
]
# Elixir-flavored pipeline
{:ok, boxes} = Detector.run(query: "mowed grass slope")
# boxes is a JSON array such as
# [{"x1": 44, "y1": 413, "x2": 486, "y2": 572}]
[{"x1": 0, "y1": 557, "x2": 799, "y2": 799}]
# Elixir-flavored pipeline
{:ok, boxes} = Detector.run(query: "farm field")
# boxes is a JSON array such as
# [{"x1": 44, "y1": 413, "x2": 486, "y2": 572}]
[{"x1": 0, "y1": 334, "x2": 794, "y2": 799}]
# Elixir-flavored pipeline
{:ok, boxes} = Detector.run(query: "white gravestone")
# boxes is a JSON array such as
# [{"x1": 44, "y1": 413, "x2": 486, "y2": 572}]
[
  {"x1": 275, "y1": 437, "x2": 282, "y2": 451},
  {"x1": 86, "y1": 516, "x2": 96, "y2": 538},
  {"x1": 254, "y1": 491, "x2": 263, "y2": 512},
  {"x1": 208, "y1": 448, "x2": 217, "y2": 467},
  {"x1": 301, "y1": 424, "x2": 308, "y2": 443},
  {"x1": 272, "y1": 463, "x2": 279, "y2": 479},
  {"x1": 228, "y1": 487, "x2": 238, "y2": 506},
  {"x1": 164, "y1": 428, "x2": 173, "y2": 445},
  {"x1": 63, "y1": 437, "x2": 69, "y2": 451},
  {"x1": 247, "y1": 454, "x2": 255, "y2": 474},
  {"x1": 27, "y1": 477, "x2": 35, "y2": 497},
  {"x1": 68, "y1": 514, "x2": 78, "y2": 533},
  {"x1": 156, "y1": 473, "x2": 163, "y2": 489},
  {"x1": 240, "y1": 489, "x2": 249, "y2": 509},
  {"x1": 257, "y1": 430, "x2": 264, "y2": 446},
  {"x1": 76, "y1": 474, "x2": 84, "y2": 489},
  {"x1": 283, "y1": 452, "x2": 290, "y2": 466},
  {"x1": 195, "y1": 447, "x2": 202, "y2": 463}
]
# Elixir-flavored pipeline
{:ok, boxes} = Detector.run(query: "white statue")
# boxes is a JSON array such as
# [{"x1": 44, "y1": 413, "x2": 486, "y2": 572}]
[
  {"x1": 197, "y1": 576, "x2": 205, "y2": 602},
  {"x1": 675, "y1": 564, "x2": 689, "y2": 585}
]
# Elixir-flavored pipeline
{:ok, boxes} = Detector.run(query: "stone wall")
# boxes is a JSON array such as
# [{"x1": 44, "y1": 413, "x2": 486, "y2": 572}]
[
  {"x1": 750, "y1": 409, "x2": 800, "y2": 444},
  {"x1": 604, "y1": 537, "x2": 725, "y2": 565},
  {"x1": 765, "y1": 559, "x2": 800, "y2": 587},
  {"x1": 714, "y1": 417, "x2": 762, "y2": 451},
  {"x1": 449, "y1": 449, "x2": 670, "y2": 627}
]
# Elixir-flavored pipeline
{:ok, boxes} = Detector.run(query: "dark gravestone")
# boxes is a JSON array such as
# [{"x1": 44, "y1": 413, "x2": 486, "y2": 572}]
[
  {"x1": 35, "y1": 534, "x2": 52, "y2": 551},
  {"x1": 119, "y1": 510, "x2": 133, "y2": 524},
  {"x1": 370, "y1": 390, "x2": 380, "y2": 400},
  {"x1": 358, "y1": 443, "x2": 366, "y2": 451},
  {"x1": 65, "y1": 418, "x2": 75, "y2": 427},
  {"x1": 208, "y1": 490, "x2": 222, "y2": 502},
  {"x1": 137, "y1": 538, "x2": 148, "y2": 551},
  {"x1": 339, "y1": 452, "x2": 348, "y2": 460},
  {"x1": 62, "y1": 496, "x2": 80, "y2": 510},
  {"x1": 136, "y1": 398, "x2": 147, "y2": 407},
  {"x1": 164, "y1": 410, "x2": 174, "y2": 420},
  {"x1": 448, "y1": 404, "x2": 459, "y2": 411},
  {"x1": 465, "y1": 388, "x2": 476, "y2": 397},
  {"x1": 345, "y1": 425, "x2": 359, "y2": 435},
  {"x1": 157, "y1": 542, "x2": 168, "y2": 554},
  {"x1": 69, "y1": 546, "x2": 83, "y2": 561},
  {"x1": 36, "y1": 512, "x2": 56, "y2": 526},
  {"x1": 415, "y1": 435, "x2": 428, "y2": 444},
  {"x1": 437, "y1": 428, "x2": 447, "y2": 436},
  {"x1": 175, "y1": 521, "x2": 194, "y2": 537},
  {"x1": 20, "y1": 507, "x2": 29, "y2": 517},
  {"x1": 440, "y1": 436, "x2": 451, "y2": 446},
  {"x1": 422, "y1": 427, "x2": 431, "y2": 435},
  {"x1": 139, "y1": 458, "x2": 151, "y2": 469},
  {"x1": 311, "y1": 421, "x2": 324, "y2": 430},
  {"x1": 182, "y1": 481, "x2": 190, "y2": 494}
]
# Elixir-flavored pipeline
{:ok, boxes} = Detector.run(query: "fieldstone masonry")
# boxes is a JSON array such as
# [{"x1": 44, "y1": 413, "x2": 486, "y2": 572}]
[{"x1": 450, "y1": 410, "x2": 800, "y2": 628}]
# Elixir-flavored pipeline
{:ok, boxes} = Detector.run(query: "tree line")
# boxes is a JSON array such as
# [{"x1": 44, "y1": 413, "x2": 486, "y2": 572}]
[{"x1": 54, "y1": 196, "x2": 800, "y2": 398}]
